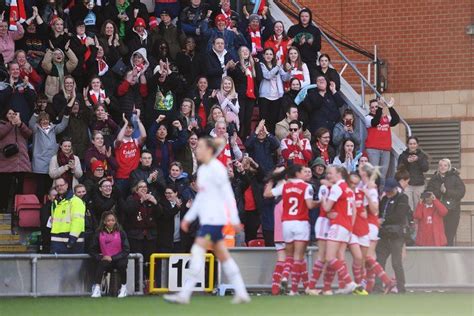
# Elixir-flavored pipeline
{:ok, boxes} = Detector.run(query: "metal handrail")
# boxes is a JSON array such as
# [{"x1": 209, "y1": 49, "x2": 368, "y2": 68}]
[{"x1": 284, "y1": 0, "x2": 412, "y2": 137}]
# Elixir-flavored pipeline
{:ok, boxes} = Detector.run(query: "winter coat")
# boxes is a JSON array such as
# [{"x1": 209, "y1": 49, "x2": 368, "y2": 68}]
[
  {"x1": 154, "y1": 22, "x2": 186, "y2": 60},
  {"x1": 41, "y1": 49, "x2": 79, "y2": 102},
  {"x1": 29, "y1": 114, "x2": 69, "y2": 174},
  {"x1": 287, "y1": 22, "x2": 321, "y2": 64},
  {"x1": 332, "y1": 122, "x2": 362, "y2": 150},
  {"x1": 166, "y1": 173, "x2": 193, "y2": 202},
  {"x1": 314, "y1": 66, "x2": 340, "y2": 91},
  {"x1": 156, "y1": 199, "x2": 183, "y2": 251},
  {"x1": 244, "y1": 133, "x2": 280, "y2": 176},
  {"x1": 89, "y1": 191, "x2": 124, "y2": 223},
  {"x1": 201, "y1": 22, "x2": 247, "y2": 60},
  {"x1": 175, "y1": 144, "x2": 196, "y2": 176},
  {"x1": 426, "y1": 169, "x2": 466, "y2": 213},
  {"x1": 204, "y1": 49, "x2": 233, "y2": 90},
  {"x1": 414, "y1": 199, "x2": 448, "y2": 246},
  {"x1": 61, "y1": 107, "x2": 92, "y2": 160},
  {"x1": 129, "y1": 164, "x2": 167, "y2": 197},
  {"x1": 123, "y1": 194, "x2": 160, "y2": 240},
  {"x1": 0, "y1": 120, "x2": 32, "y2": 173},
  {"x1": 0, "y1": 79, "x2": 37, "y2": 123},
  {"x1": 84, "y1": 145, "x2": 118, "y2": 176},
  {"x1": 49, "y1": 154, "x2": 83, "y2": 188},
  {"x1": 311, "y1": 142, "x2": 336, "y2": 165},
  {"x1": 397, "y1": 149, "x2": 430, "y2": 186},
  {"x1": 301, "y1": 89, "x2": 345, "y2": 134}
]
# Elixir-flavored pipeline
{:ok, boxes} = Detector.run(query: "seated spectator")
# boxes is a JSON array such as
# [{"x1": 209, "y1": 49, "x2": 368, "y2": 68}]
[
  {"x1": 311, "y1": 127, "x2": 336, "y2": 165},
  {"x1": 244, "y1": 119, "x2": 280, "y2": 176},
  {"x1": 204, "y1": 36, "x2": 234, "y2": 90},
  {"x1": 147, "y1": 115, "x2": 187, "y2": 178},
  {"x1": 426, "y1": 158, "x2": 466, "y2": 246},
  {"x1": 332, "y1": 139, "x2": 358, "y2": 172},
  {"x1": 301, "y1": 75, "x2": 344, "y2": 134},
  {"x1": 29, "y1": 110, "x2": 70, "y2": 200},
  {"x1": 0, "y1": 20, "x2": 24, "y2": 64},
  {"x1": 189, "y1": 76, "x2": 217, "y2": 129},
  {"x1": 210, "y1": 118, "x2": 242, "y2": 166},
  {"x1": 258, "y1": 47, "x2": 290, "y2": 134},
  {"x1": 315, "y1": 54, "x2": 340, "y2": 91},
  {"x1": 158, "y1": 184, "x2": 187, "y2": 252},
  {"x1": 154, "y1": 10, "x2": 186, "y2": 60},
  {"x1": 17, "y1": 6, "x2": 47, "y2": 68},
  {"x1": 264, "y1": 21, "x2": 291, "y2": 65},
  {"x1": 123, "y1": 180, "x2": 160, "y2": 276},
  {"x1": 180, "y1": 0, "x2": 209, "y2": 38},
  {"x1": 0, "y1": 61, "x2": 37, "y2": 122},
  {"x1": 217, "y1": 76, "x2": 240, "y2": 131},
  {"x1": 397, "y1": 136, "x2": 430, "y2": 210},
  {"x1": 283, "y1": 46, "x2": 310, "y2": 89},
  {"x1": 50, "y1": 177, "x2": 86, "y2": 254},
  {"x1": 89, "y1": 177, "x2": 123, "y2": 222},
  {"x1": 167, "y1": 162, "x2": 194, "y2": 201},
  {"x1": 114, "y1": 111, "x2": 147, "y2": 195},
  {"x1": 178, "y1": 98, "x2": 201, "y2": 134},
  {"x1": 62, "y1": 97, "x2": 92, "y2": 161},
  {"x1": 89, "y1": 104, "x2": 119, "y2": 147},
  {"x1": 414, "y1": 191, "x2": 448, "y2": 246},
  {"x1": 0, "y1": 109, "x2": 32, "y2": 211},
  {"x1": 287, "y1": 8, "x2": 321, "y2": 79},
  {"x1": 14, "y1": 50, "x2": 43, "y2": 90},
  {"x1": 364, "y1": 98, "x2": 400, "y2": 184},
  {"x1": 90, "y1": 211, "x2": 130, "y2": 298},
  {"x1": 280, "y1": 119, "x2": 312, "y2": 166},
  {"x1": 275, "y1": 104, "x2": 311, "y2": 141},
  {"x1": 176, "y1": 132, "x2": 199, "y2": 176},
  {"x1": 49, "y1": 137, "x2": 83, "y2": 189},
  {"x1": 130, "y1": 150, "x2": 167, "y2": 197},
  {"x1": 332, "y1": 108, "x2": 361, "y2": 151},
  {"x1": 41, "y1": 44, "x2": 78, "y2": 102},
  {"x1": 85, "y1": 131, "x2": 118, "y2": 176}
]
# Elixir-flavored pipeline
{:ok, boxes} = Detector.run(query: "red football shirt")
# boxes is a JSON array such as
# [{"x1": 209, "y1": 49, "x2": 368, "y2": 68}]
[
  {"x1": 272, "y1": 179, "x2": 313, "y2": 222},
  {"x1": 327, "y1": 180, "x2": 355, "y2": 231},
  {"x1": 115, "y1": 138, "x2": 141, "y2": 179},
  {"x1": 353, "y1": 188, "x2": 370, "y2": 237}
]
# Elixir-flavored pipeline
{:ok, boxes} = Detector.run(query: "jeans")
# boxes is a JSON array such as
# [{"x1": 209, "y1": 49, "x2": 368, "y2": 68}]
[
  {"x1": 366, "y1": 148, "x2": 391, "y2": 186},
  {"x1": 376, "y1": 237, "x2": 406, "y2": 293}
]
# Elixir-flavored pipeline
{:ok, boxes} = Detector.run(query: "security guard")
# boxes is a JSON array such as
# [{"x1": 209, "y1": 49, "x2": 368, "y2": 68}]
[{"x1": 50, "y1": 178, "x2": 86, "y2": 254}]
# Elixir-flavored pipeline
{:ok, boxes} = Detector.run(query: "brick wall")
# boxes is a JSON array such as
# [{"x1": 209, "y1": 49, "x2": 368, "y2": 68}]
[{"x1": 282, "y1": 0, "x2": 473, "y2": 93}]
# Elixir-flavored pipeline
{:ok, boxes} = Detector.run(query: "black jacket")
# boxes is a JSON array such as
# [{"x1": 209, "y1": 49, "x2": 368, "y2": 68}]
[
  {"x1": 315, "y1": 66, "x2": 340, "y2": 91},
  {"x1": 301, "y1": 89, "x2": 345, "y2": 134},
  {"x1": 123, "y1": 194, "x2": 160, "y2": 240},
  {"x1": 397, "y1": 149, "x2": 430, "y2": 186},
  {"x1": 379, "y1": 192, "x2": 410, "y2": 227},
  {"x1": 89, "y1": 229, "x2": 130, "y2": 261},
  {"x1": 88, "y1": 191, "x2": 124, "y2": 223},
  {"x1": 427, "y1": 169, "x2": 465, "y2": 212},
  {"x1": 287, "y1": 23, "x2": 321, "y2": 64},
  {"x1": 129, "y1": 164, "x2": 167, "y2": 197},
  {"x1": 204, "y1": 50, "x2": 233, "y2": 90},
  {"x1": 156, "y1": 199, "x2": 184, "y2": 251},
  {"x1": 231, "y1": 170, "x2": 252, "y2": 219}
]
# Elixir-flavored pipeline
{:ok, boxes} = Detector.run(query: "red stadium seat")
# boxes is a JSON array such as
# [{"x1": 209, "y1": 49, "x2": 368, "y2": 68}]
[
  {"x1": 22, "y1": 174, "x2": 37, "y2": 194},
  {"x1": 14, "y1": 195, "x2": 42, "y2": 228},
  {"x1": 247, "y1": 239, "x2": 265, "y2": 247}
]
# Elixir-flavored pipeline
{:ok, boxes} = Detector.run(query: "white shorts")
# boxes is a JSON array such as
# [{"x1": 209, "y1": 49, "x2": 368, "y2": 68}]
[
  {"x1": 368, "y1": 224, "x2": 380, "y2": 241},
  {"x1": 275, "y1": 242, "x2": 286, "y2": 251},
  {"x1": 349, "y1": 234, "x2": 370, "y2": 248},
  {"x1": 315, "y1": 217, "x2": 330, "y2": 240},
  {"x1": 282, "y1": 220, "x2": 310, "y2": 243},
  {"x1": 326, "y1": 224, "x2": 351, "y2": 243}
]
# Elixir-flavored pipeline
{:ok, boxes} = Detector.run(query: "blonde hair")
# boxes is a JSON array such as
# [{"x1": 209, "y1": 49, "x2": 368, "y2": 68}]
[
  {"x1": 439, "y1": 158, "x2": 452, "y2": 171},
  {"x1": 238, "y1": 46, "x2": 256, "y2": 77},
  {"x1": 220, "y1": 76, "x2": 237, "y2": 99}
]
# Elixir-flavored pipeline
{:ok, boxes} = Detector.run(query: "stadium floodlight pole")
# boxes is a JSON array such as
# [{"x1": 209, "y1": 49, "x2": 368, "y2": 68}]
[{"x1": 289, "y1": 0, "x2": 412, "y2": 137}]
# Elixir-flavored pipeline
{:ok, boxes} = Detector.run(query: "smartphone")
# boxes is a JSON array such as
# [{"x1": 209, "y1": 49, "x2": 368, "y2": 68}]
[{"x1": 345, "y1": 119, "x2": 352, "y2": 127}]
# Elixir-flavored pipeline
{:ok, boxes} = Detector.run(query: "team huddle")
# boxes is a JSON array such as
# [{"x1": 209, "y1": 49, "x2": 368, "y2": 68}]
[{"x1": 264, "y1": 161, "x2": 395, "y2": 296}]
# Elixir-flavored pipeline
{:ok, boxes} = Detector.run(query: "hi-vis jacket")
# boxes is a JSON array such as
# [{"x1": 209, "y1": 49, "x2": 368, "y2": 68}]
[{"x1": 50, "y1": 192, "x2": 86, "y2": 246}]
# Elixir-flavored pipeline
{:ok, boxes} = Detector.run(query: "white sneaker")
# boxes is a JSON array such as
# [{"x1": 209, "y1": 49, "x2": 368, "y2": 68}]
[
  {"x1": 163, "y1": 293, "x2": 190, "y2": 305},
  {"x1": 231, "y1": 294, "x2": 251, "y2": 304},
  {"x1": 288, "y1": 290, "x2": 299, "y2": 296},
  {"x1": 91, "y1": 284, "x2": 101, "y2": 298},
  {"x1": 322, "y1": 290, "x2": 334, "y2": 296},
  {"x1": 305, "y1": 288, "x2": 321, "y2": 296},
  {"x1": 117, "y1": 284, "x2": 127, "y2": 298}
]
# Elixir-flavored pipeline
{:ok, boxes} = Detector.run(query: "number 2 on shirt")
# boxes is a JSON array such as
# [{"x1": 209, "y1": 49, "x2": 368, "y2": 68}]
[{"x1": 288, "y1": 197, "x2": 299, "y2": 215}]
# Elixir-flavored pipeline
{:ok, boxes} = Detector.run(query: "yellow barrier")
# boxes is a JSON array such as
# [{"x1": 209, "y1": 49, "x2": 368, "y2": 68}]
[{"x1": 149, "y1": 253, "x2": 215, "y2": 294}]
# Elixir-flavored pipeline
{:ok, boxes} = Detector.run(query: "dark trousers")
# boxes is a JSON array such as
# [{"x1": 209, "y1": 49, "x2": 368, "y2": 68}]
[
  {"x1": 243, "y1": 211, "x2": 261, "y2": 244},
  {"x1": 129, "y1": 237, "x2": 157, "y2": 280},
  {"x1": 94, "y1": 258, "x2": 128, "y2": 284},
  {"x1": 259, "y1": 98, "x2": 281, "y2": 134},
  {"x1": 35, "y1": 173, "x2": 53, "y2": 202},
  {"x1": 376, "y1": 237, "x2": 406, "y2": 293},
  {"x1": 238, "y1": 95, "x2": 256, "y2": 140},
  {"x1": 262, "y1": 229, "x2": 275, "y2": 247},
  {"x1": 50, "y1": 241, "x2": 85, "y2": 254},
  {"x1": 0, "y1": 172, "x2": 25, "y2": 211},
  {"x1": 444, "y1": 210, "x2": 460, "y2": 246}
]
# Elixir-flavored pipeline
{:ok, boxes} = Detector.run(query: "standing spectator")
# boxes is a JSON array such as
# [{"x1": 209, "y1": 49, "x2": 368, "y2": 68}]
[
  {"x1": 332, "y1": 139, "x2": 358, "y2": 172},
  {"x1": 50, "y1": 177, "x2": 86, "y2": 254},
  {"x1": 377, "y1": 178, "x2": 410, "y2": 293},
  {"x1": 287, "y1": 8, "x2": 321, "y2": 79},
  {"x1": 309, "y1": 157, "x2": 326, "y2": 190},
  {"x1": 311, "y1": 127, "x2": 336, "y2": 165},
  {"x1": 243, "y1": 14, "x2": 268, "y2": 60},
  {"x1": 74, "y1": 184, "x2": 96, "y2": 252},
  {"x1": 301, "y1": 75, "x2": 344, "y2": 135},
  {"x1": 14, "y1": 50, "x2": 43, "y2": 90},
  {"x1": 90, "y1": 211, "x2": 130, "y2": 298},
  {"x1": 397, "y1": 136, "x2": 430, "y2": 210},
  {"x1": 125, "y1": 17, "x2": 153, "y2": 55},
  {"x1": 29, "y1": 110, "x2": 70, "y2": 200},
  {"x1": 264, "y1": 21, "x2": 291, "y2": 65},
  {"x1": 204, "y1": 37, "x2": 234, "y2": 90},
  {"x1": 84, "y1": 77, "x2": 112, "y2": 109},
  {"x1": 0, "y1": 61, "x2": 37, "y2": 123},
  {"x1": 97, "y1": 20, "x2": 128, "y2": 64},
  {"x1": 49, "y1": 137, "x2": 83, "y2": 189},
  {"x1": 89, "y1": 178, "x2": 124, "y2": 222},
  {"x1": 175, "y1": 37, "x2": 202, "y2": 89},
  {"x1": 40, "y1": 188, "x2": 57, "y2": 253},
  {"x1": 426, "y1": 158, "x2": 466, "y2": 246},
  {"x1": 332, "y1": 109, "x2": 361, "y2": 150},
  {"x1": 282, "y1": 46, "x2": 310, "y2": 89},
  {"x1": 189, "y1": 77, "x2": 216, "y2": 129},
  {"x1": 50, "y1": 75, "x2": 77, "y2": 123},
  {"x1": 210, "y1": 119, "x2": 242, "y2": 166},
  {"x1": 85, "y1": 131, "x2": 118, "y2": 176},
  {"x1": 258, "y1": 47, "x2": 289, "y2": 134},
  {"x1": 155, "y1": 10, "x2": 186, "y2": 60},
  {"x1": 0, "y1": 109, "x2": 32, "y2": 211},
  {"x1": 17, "y1": 6, "x2": 48, "y2": 68},
  {"x1": 68, "y1": 20, "x2": 96, "y2": 90},
  {"x1": 180, "y1": 0, "x2": 208, "y2": 38},
  {"x1": 414, "y1": 191, "x2": 448, "y2": 246},
  {"x1": 61, "y1": 97, "x2": 92, "y2": 161},
  {"x1": 275, "y1": 104, "x2": 311, "y2": 141},
  {"x1": 216, "y1": 76, "x2": 240, "y2": 131},
  {"x1": 176, "y1": 132, "x2": 199, "y2": 177},
  {"x1": 315, "y1": 54, "x2": 340, "y2": 91},
  {"x1": 364, "y1": 98, "x2": 400, "y2": 184},
  {"x1": 178, "y1": 98, "x2": 201, "y2": 134},
  {"x1": 0, "y1": 20, "x2": 24, "y2": 63},
  {"x1": 204, "y1": 105, "x2": 225, "y2": 135},
  {"x1": 167, "y1": 162, "x2": 193, "y2": 202},
  {"x1": 82, "y1": 160, "x2": 107, "y2": 195},
  {"x1": 280, "y1": 120, "x2": 312, "y2": 166},
  {"x1": 280, "y1": 78, "x2": 300, "y2": 118},
  {"x1": 48, "y1": 17, "x2": 71, "y2": 51},
  {"x1": 154, "y1": 0, "x2": 180, "y2": 20},
  {"x1": 244, "y1": 119, "x2": 280, "y2": 175},
  {"x1": 129, "y1": 150, "x2": 167, "y2": 197},
  {"x1": 89, "y1": 104, "x2": 119, "y2": 147},
  {"x1": 114, "y1": 111, "x2": 147, "y2": 195},
  {"x1": 158, "y1": 185, "x2": 186, "y2": 252}
]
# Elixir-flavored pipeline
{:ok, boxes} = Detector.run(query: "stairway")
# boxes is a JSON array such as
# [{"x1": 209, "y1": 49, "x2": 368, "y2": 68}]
[{"x1": 0, "y1": 213, "x2": 28, "y2": 253}]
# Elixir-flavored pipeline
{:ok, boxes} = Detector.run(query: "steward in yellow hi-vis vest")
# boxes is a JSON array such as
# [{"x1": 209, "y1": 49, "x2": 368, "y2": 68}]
[{"x1": 50, "y1": 180, "x2": 86, "y2": 254}]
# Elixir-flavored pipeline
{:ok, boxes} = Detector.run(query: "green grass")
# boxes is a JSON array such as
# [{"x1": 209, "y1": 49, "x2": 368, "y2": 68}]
[{"x1": 1, "y1": 293, "x2": 473, "y2": 316}]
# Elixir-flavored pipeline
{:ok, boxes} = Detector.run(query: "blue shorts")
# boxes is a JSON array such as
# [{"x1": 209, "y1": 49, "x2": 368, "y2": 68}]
[{"x1": 197, "y1": 225, "x2": 224, "y2": 243}]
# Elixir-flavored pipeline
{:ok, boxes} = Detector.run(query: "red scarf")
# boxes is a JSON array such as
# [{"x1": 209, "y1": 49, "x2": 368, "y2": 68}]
[
  {"x1": 198, "y1": 102, "x2": 207, "y2": 128},
  {"x1": 8, "y1": 0, "x2": 26, "y2": 30},
  {"x1": 272, "y1": 35, "x2": 285, "y2": 63},
  {"x1": 317, "y1": 142, "x2": 330, "y2": 165},
  {"x1": 97, "y1": 57, "x2": 109, "y2": 76},
  {"x1": 245, "y1": 64, "x2": 256, "y2": 99},
  {"x1": 79, "y1": 36, "x2": 92, "y2": 69},
  {"x1": 248, "y1": 27, "x2": 262, "y2": 56},
  {"x1": 57, "y1": 149, "x2": 74, "y2": 188},
  {"x1": 221, "y1": 8, "x2": 232, "y2": 28},
  {"x1": 89, "y1": 89, "x2": 106, "y2": 106}
]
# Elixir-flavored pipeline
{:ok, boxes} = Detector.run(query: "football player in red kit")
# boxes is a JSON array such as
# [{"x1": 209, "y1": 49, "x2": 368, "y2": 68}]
[
  {"x1": 319, "y1": 166, "x2": 363, "y2": 295},
  {"x1": 264, "y1": 164, "x2": 317, "y2": 295}
]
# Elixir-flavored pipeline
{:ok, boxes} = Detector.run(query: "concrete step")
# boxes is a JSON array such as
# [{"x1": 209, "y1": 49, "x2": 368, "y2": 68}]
[
  {"x1": 0, "y1": 244, "x2": 28, "y2": 253},
  {"x1": 0, "y1": 234, "x2": 19, "y2": 241},
  {"x1": 0, "y1": 229, "x2": 13, "y2": 235},
  {"x1": 0, "y1": 224, "x2": 11, "y2": 231},
  {"x1": 0, "y1": 213, "x2": 12, "y2": 220}
]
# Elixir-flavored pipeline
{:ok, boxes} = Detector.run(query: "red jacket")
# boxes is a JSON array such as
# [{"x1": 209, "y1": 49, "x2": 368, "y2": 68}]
[
  {"x1": 414, "y1": 199, "x2": 448, "y2": 246},
  {"x1": 280, "y1": 134, "x2": 312, "y2": 166}
]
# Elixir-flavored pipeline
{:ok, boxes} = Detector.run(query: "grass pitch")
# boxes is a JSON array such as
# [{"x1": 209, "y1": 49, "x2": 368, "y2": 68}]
[{"x1": 1, "y1": 293, "x2": 473, "y2": 316}]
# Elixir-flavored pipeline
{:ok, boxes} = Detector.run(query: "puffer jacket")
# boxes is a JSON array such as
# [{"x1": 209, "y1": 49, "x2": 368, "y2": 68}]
[
  {"x1": 397, "y1": 149, "x2": 430, "y2": 186},
  {"x1": 426, "y1": 169, "x2": 466, "y2": 213},
  {"x1": 0, "y1": 120, "x2": 32, "y2": 173}
]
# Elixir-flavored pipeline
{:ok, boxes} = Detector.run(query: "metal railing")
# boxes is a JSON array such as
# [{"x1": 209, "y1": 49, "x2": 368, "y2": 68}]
[{"x1": 276, "y1": 0, "x2": 412, "y2": 137}]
